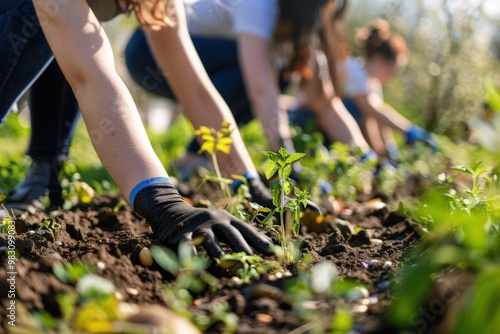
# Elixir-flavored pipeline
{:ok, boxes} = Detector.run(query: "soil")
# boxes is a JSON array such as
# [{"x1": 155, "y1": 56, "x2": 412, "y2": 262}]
[{"x1": 0, "y1": 181, "x2": 423, "y2": 333}]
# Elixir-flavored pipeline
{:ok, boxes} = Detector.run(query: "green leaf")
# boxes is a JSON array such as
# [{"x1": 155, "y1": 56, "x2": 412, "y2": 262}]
[
  {"x1": 451, "y1": 165, "x2": 473, "y2": 175},
  {"x1": 283, "y1": 178, "x2": 293, "y2": 195},
  {"x1": 56, "y1": 293, "x2": 77, "y2": 321},
  {"x1": 262, "y1": 151, "x2": 280, "y2": 163},
  {"x1": 332, "y1": 307, "x2": 354, "y2": 332},
  {"x1": 113, "y1": 200, "x2": 126, "y2": 213},
  {"x1": 285, "y1": 153, "x2": 306, "y2": 165},
  {"x1": 76, "y1": 274, "x2": 115, "y2": 300},
  {"x1": 306, "y1": 199, "x2": 321, "y2": 213},
  {"x1": 270, "y1": 180, "x2": 282, "y2": 208},
  {"x1": 260, "y1": 209, "x2": 277, "y2": 228},
  {"x1": 291, "y1": 214, "x2": 300, "y2": 236},
  {"x1": 278, "y1": 147, "x2": 289, "y2": 158},
  {"x1": 264, "y1": 160, "x2": 279, "y2": 180},
  {"x1": 249, "y1": 202, "x2": 272, "y2": 213},
  {"x1": 151, "y1": 245, "x2": 180, "y2": 274},
  {"x1": 483, "y1": 78, "x2": 500, "y2": 111},
  {"x1": 279, "y1": 164, "x2": 292, "y2": 179},
  {"x1": 178, "y1": 241, "x2": 195, "y2": 268}
]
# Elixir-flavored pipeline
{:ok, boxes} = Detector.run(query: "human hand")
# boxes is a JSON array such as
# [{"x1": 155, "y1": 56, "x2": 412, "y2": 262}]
[
  {"x1": 133, "y1": 184, "x2": 274, "y2": 259},
  {"x1": 406, "y1": 124, "x2": 437, "y2": 151}
]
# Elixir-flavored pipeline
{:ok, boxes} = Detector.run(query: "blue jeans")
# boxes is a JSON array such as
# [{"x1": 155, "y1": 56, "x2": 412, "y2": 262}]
[
  {"x1": 0, "y1": 0, "x2": 52, "y2": 119},
  {"x1": 125, "y1": 29, "x2": 287, "y2": 154},
  {"x1": 288, "y1": 99, "x2": 366, "y2": 147},
  {"x1": 342, "y1": 98, "x2": 365, "y2": 126},
  {"x1": 27, "y1": 61, "x2": 80, "y2": 161},
  {"x1": 0, "y1": 0, "x2": 79, "y2": 161}
]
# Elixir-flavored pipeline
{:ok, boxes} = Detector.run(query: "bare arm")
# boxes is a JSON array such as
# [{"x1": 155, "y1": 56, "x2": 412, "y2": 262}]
[
  {"x1": 304, "y1": 67, "x2": 370, "y2": 151},
  {"x1": 144, "y1": 0, "x2": 255, "y2": 176},
  {"x1": 352, "y1": 93, "x2": 411, "y2": 133},
  {"x1": 238, "y1": 34, "x2": 294, "y2": 152},
  {"x1": 33, "y1": 0, "x2": 167, "y2": 199}
]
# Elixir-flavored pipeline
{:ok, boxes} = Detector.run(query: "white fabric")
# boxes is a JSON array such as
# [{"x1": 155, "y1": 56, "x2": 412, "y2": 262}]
[
  {"x1": 184, "y1": 0, "x2": 278, "y2": 40},
  {"x1": 343, "y1": 57, "x2": 370, "y2": 97}
]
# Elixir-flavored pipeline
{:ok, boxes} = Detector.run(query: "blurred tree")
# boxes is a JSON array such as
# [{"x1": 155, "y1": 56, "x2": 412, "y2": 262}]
[{"x1": 345, "y1": 0, "x2": 500, "y2": 138}]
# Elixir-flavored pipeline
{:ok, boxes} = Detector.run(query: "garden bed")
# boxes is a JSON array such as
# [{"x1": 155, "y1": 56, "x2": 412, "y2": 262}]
[{"x1": 0, "y1": 185, "x2": 422, "y2": 333}]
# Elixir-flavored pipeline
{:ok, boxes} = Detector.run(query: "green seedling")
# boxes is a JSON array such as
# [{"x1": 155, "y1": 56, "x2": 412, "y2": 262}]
[
  {"x1": 25, "y1": 262, "x2": 124, "y2": 333},
  {"x1": 217, "y1": 252, "x2": 279, "y2": 285},
  {"x1": 390, "y1": 159, "x2": 500, "y2": 332},
  {"x1": 152, "y1": 243, "x2": 239, "y2": 333},
  {"x1": 445, "y1": 162, "x2": 491, "y2": 215},
  {"x1": 226, "y1": 175, "x2": 252, "y2": 220},
  {"x1": 60, "y1": 171, "x2": 95, "y2": 210},
  {"x1": 195, "y1": 121, "x2": 234, "y2": 202},
  {"x1": 36, "y1": 219, "x2": 62, "y2": 240},
  {"x1": 112, "y1": 199, "x2": 127, "y2": 213},
  {"x1": 53, "y1": 262, "x2": 95, "y2": 284},
  {"x1": 285, "y1": 262, "x2": 360, "y2": 334},
  {"x1": 0, "y1": 216, "x2": 15, "y2": 234},
  {"x1": 262, "y1": 147, "x2": 318, "y2": 263}
]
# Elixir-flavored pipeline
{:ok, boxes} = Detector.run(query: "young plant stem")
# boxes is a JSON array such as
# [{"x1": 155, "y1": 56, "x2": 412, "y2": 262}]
[
  {"x1": 211, "y1": 152, "x2": 231, "y2": 201},
  {"x1": 280, "y1": 186, "x2": 287, "y2": 262}
]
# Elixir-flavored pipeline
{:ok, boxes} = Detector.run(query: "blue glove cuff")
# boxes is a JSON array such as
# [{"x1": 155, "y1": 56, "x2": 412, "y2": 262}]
[
  {"x1": 231, "y1": 172, "x2": 260, "y2": 190},
  {"x1": 129, "y1": 177, "x2": 172, "y2": 208}
]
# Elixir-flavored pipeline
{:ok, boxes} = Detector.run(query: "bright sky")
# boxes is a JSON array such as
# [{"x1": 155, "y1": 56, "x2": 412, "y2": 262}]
[{"x1": 481, "y1": 0, "x2": 500, "y2": 14}]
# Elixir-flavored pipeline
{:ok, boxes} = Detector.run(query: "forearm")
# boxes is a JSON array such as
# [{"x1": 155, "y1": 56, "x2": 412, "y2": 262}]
[
  {"x1": 314, "y1": 97, "x2": 370, "y2": 151},
  {"x1": 376, "y1": 104, "x2": 411, "y2": 133},
  {"x1": 363, "y1": 117, "x2": 386, "y2": 155},
  {"x1": 34, "y1": 0, "x2": 167, "y2": 199},
  {"x1": 363, "y1": 94, "x2": 411, "y2": 133},
  {"x1": 252, "y1": 92, "x2": 294, "y2": 152},
  {"x1": 144, "y1": 3, "x2": 255, "y2": 176},
  {"x1": 76, "y1": 77, "x2": 168, "y2": 196}
]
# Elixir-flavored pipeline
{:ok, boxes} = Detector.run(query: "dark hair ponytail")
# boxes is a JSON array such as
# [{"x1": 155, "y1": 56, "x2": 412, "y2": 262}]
[
  {"x1": 277, "y1": 0, "x2": 338, "y2": 79},
  {"x1": 356, "y1": 19, "x2": 407, "y2": 62}
]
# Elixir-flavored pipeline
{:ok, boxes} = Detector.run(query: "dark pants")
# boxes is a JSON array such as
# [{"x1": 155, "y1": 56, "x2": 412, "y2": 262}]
[
  {"x1": 27, "y1": 61, "x2": 80, "y2": 161},
  {"x1": 0, "y1": 0, "x2": 79, "y2": 162},
  {"x1": 0, "y1": 0, "x2": 52, "y2": 120}
]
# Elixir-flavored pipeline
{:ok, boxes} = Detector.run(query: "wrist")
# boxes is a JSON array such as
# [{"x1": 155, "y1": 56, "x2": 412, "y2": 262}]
[{"x1": 129, "y1": 177, "x2": 172, "y2": 208}]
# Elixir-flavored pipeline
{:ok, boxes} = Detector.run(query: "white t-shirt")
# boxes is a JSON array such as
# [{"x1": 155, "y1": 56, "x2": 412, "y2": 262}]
[
  {"x1": 342, "y1": 57, "x2": 383, "y2": 99},
  {"x1": 343, "y1": 57, "x2": 369, "y2": 97},
  {"x1": 184, "y1": 0, "x2": 278, "y2": 40}
]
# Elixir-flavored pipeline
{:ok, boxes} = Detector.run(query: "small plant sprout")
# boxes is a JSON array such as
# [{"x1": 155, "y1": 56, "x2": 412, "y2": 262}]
[
  {"x1": 217, "y1": 252, "x2": 279, "y2": 285},
  {"x1": 262, "y1": 147, "x2": 319, "y2": 263},
  {"x1": 226, "y1": 175, "x2": 252, "y2": 220},
  {"x1": 61, "y1": 171, "x2": 95, "y2": 210},
  {"x1": 35, "y1": 219, "x2": 62, "y2": 241},
  {"x1": 151, "y1": 243, "x2": 240, "y2": 332},
  {"x1": 285, "y1": 262, "x2": 358, "y2": 334},
  {"x1": 195, "y1": 121, "x2": 234, "y2": 201},
  {"x1": 441, "y1": 162, "x2": 492, "y2": 216}
]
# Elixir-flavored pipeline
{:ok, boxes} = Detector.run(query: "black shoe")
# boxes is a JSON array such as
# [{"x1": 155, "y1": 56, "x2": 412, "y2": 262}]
[{"x1": 2, "y1": 159, "x2": 62, "y2": 217}]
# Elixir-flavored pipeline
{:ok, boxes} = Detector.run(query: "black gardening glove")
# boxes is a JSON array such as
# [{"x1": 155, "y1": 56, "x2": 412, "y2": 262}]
[
  {"x1": 134, "y1": 184, "x2": 274, "y2": 259},
  {"x1": 247, "y1": 178, "x2": 275, "y2": 210}
]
